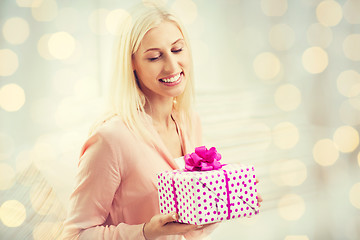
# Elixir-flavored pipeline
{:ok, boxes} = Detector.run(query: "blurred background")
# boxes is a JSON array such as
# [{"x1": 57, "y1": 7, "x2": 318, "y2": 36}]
[{"x1": 1, "y1": 0, "x2": 360, "y2": 239}]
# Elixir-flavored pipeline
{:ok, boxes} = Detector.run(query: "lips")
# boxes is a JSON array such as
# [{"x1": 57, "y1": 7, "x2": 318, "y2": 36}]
[
  {"x1": 159, "y1": 72, "x2": 181, "y2": 83},
  {"x1": 159, "y1": 72, "x2": 183, "y2": 86}
]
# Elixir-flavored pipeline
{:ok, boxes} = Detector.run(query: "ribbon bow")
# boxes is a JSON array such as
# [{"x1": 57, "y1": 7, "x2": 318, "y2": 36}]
[{"x1": 184, "y1": 146, "x2": 222, "y2": 171}]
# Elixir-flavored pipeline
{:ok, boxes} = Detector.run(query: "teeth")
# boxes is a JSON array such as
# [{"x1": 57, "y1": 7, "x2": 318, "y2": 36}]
[{"x1": 161, "y1": 73, "x2": 180, "y2": 83}]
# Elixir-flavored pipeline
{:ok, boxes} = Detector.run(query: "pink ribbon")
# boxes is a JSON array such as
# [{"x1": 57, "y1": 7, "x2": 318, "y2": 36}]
[
  {"x1": 184, "y1": 146, "x2": 223, "y2": 171},
  {"x1": 222, "y1": 169, "x2": 231, "y2": 220}
]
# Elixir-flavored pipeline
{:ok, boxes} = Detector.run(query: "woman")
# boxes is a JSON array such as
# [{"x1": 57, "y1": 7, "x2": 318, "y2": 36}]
[{"x1": 63, "y1": 4, "x2": 218, "y2": 240}]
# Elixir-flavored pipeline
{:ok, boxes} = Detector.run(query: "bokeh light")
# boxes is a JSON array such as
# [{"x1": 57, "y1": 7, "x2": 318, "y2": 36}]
[
  {"x1": 33, "y1": 221, "x2": 63, "y2": 240},
  {"x1": 284, "y1": 236, "x2": 309, "y2": 240},
  {"x1": 274, "y1": 84, "x2": 301, "y2": 111},
  {"x1": 278, "y1": 194, "x2": 305, "y2": 221},
  {"x1": 316, "y1": 0, "x2": 343, "y2": 27},
  {"x1": 343, "y1": 34, "x2": 360, "y2": 61},
  {"x1": 61, "y1": 40, "x2": 83, "y2": 64},
  {"x1": 16, "y1": 0, "x2": 42, "y2": 8},
  {"x1": 270, "y1": 159, "x2": 307, "y2": 186},
  {"x1": 0, "y1": 200, "x2": 26, "y2": 227},
  {"x1": 0, "y1": 132, "x2": 15, "y2": 161},
  {"x1": 48, "y1": 32, "x2": 76, "y2": 60},
  {"x1": 0, "y1": 163, "x2": 16, "y2": 190},
  {"x1": 0, "y1": 49, "x2": 19, "y2": 76},
  {"x1": 343, "y1": 0, "x2": 360, "y2": 24},
  {"x1": 2, "y1": 17, "x2": 30, "y2": 45},
  {"x1": 313, "y1": 138, "x2": 339, "y2": 166},
  {"x1": 337, "y1": 70, "x2": 360, "y2": 98},
  {"x1": 37, "y1": 34, "x2": 54, "y2": 60},
  {"x1": 0, "y1": 84, "x2": 26, "y2": 112},
  {"x1": 253, "y1": 52, "x2": 281, "y2": 80},
  {"x1": 349, "y1": 183, "x2": 360, "y2": 209},
  {"x1": 171, "y1": 0, "x2": 198, "y2": 25},
  {"x1": 269, "y1": 23, "x2": 295, "y2": 51},
  {"x1": 261, "y1": 0, "x2": 288, "y2": 17},
  {"x1": 333, "y1": 125, "x2": 359, "y2": 153},
  {"x1": 349, "y1": 96, "x2": 360, "y2": 111},
  {"x1": 302, "y1": 47, "x2": 328, "y2": 74},
  {"x1": 306, "y1": 23, "x2": 333, "y2": 48},
  {"x1": 89, "y1": 9, "x2": 110, "y2": 35},
  {"x1": 31, "y1": 0, "x2": 58, "y2": 22},
  {"x1": 105, "y1": 9, "x2": 131, "y2": 35},
  {"x1": 272, "y1": 122, "x2": 299, "y2": 149}
]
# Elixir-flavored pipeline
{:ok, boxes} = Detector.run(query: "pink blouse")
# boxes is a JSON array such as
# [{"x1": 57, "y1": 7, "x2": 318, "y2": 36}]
[{"x1": 62, "y1": 112, "x2": 214, "y2": 239}]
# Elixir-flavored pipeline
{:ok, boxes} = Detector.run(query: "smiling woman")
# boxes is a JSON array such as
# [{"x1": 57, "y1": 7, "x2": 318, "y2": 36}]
[{"x1": 61, "y1": 4, "x2": 220, "y2": 240}]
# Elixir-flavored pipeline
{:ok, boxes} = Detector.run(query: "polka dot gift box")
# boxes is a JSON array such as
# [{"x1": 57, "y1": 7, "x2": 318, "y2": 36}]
[{"x1": 157, "y1": 146, "x2": 259, "y2": 225}]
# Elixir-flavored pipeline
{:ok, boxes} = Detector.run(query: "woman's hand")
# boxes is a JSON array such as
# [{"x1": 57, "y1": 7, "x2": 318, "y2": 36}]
[
  {"x1": 256, "y1": 178, "x2": 263, "y2": 207},
  {"x1": 143, "y1": 212, "x2": 204, "y2": 240}
]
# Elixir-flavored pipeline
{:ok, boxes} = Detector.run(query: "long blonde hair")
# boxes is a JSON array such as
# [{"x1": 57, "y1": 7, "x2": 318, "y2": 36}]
[{"x1": 93, "y1": 4, "x2": 195, "y2": 142}]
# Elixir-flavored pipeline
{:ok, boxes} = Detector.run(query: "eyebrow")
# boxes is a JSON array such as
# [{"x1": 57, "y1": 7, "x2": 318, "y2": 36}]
[{"x1": 143, "y1": 38, "x2": 184, "y2": 53}]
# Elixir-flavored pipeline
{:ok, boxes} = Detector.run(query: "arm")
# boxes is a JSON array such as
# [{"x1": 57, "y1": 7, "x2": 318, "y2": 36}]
[
  {"x1": 63, "y1": 133, "x2": 206, "y2": 240},
  {"x1": 62, "y1": 134, "x2": 145, "y2": 240}
]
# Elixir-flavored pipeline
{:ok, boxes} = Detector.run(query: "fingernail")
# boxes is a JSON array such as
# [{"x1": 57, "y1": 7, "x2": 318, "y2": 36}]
[
  {"x1": 197, "y1": 225, "x2": 203, "y2": 228},
  {"x1": 172, "y1": 214, "x2": 177, "y2": 220}
]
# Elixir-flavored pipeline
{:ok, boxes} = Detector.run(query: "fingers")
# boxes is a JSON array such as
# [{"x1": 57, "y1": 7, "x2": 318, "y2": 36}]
[
  {"x1": 159, "y1": 212, "x2": 178, "y2": 225},
  {"x1": 255, "y1": 178, "x2": 262, "y2": 207},
  {"x1": 144, "y1": 213, "x2": 178, "y2": 239},
  {"x1": 257, "y1": 193, "x2": 263, "y2": 207},
  {"x1": 164, "y1": 222, "x2": 203, "y2": 235}
]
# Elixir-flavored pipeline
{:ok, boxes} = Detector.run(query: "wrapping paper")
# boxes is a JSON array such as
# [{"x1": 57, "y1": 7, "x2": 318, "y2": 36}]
[{"x1": 157, "y1": 164, "x2": 259, "y2": 225}]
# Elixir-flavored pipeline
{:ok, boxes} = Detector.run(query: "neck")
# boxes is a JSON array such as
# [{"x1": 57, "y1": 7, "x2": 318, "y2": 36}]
[{"x1": 145, "y1": 97, "x2": 175, "y2": 128}]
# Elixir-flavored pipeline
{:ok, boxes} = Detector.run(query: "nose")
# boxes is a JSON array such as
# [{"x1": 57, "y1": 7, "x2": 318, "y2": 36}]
[{"x1": 163, "y1": 54, "x2": 178, "y2": 73}]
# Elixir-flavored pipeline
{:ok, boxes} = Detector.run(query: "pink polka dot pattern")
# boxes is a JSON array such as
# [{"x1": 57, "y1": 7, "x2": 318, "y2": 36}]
[{"x1": 157, "y1": 164, "x2": 259, "y2": 225}]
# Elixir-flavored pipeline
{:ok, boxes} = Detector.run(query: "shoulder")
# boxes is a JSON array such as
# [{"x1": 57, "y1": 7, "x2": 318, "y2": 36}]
[
  {"x1": 96, "y1": 115, "x2": 133, "y2": 140},
  {"x1": 80, "y1": 116, "x2": 135, "y2": 159},
  {"x1": 78, "y1": 116, "x2": 138, "y2": 175}
]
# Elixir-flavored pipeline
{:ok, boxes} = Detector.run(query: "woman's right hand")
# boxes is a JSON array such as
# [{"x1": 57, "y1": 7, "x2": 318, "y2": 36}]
[{"x1": 143, "y1": 212, "x2": 204, "y2": 239}]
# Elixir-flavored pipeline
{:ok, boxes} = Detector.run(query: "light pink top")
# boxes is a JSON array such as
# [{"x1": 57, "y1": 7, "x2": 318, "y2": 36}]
[{"x1": 62, "y1": 112, "x2": 214, "y2": 240}]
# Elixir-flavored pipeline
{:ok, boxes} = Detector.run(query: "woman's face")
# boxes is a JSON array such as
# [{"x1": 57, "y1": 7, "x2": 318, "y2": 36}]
[{"x1": 132, "y1": 21, "x2": 190, "y2": 103}]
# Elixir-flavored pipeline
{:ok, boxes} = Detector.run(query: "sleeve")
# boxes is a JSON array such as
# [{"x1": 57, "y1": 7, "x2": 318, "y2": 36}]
[{"x1": 62, "y1": 133, "x2": 146, "y2": 240}]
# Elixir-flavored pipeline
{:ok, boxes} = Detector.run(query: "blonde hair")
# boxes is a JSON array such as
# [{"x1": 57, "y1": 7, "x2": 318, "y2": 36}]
[{"x1": 93, "y1": 4, "x2": 194, "y2": 142}]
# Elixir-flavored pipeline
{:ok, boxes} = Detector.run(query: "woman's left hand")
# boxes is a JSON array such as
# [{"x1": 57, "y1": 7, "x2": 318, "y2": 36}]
[{"x1": 256, "y1": 178, "x2": 263, "y2": 207}]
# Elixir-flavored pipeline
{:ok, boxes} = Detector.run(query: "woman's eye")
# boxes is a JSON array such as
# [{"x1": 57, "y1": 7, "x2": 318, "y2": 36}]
[
  {"x1": 148, "y1": 56, "x2": 160, "y2": 61},
  {"x1": 172, "y1": 48, "x2": 183, "y2": 53}
]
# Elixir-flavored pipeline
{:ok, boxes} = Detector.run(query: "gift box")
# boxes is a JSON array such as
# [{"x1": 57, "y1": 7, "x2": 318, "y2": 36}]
[{"x1": 157, "y1": 146, "x2": 259, "y2": 225}]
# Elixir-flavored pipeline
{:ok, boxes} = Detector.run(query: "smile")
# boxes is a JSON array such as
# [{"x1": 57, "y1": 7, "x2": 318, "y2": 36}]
[{"x1": 159, "y1": 73, "x2": 181, "y2": 83}]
